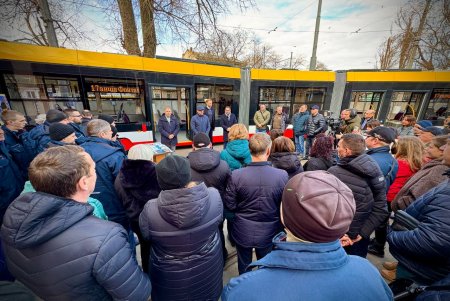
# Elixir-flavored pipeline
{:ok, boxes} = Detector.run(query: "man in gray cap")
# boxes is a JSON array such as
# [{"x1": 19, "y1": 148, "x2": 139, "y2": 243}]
[
  {"x1": 190, "y1": 105, "x2": 210, "y2": 137},
  {"x1": 222, "y1": 171, "x2": 393, "y2": 301}
]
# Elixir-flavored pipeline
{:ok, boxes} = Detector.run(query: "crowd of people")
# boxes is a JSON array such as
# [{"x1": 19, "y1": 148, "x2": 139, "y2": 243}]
[{"x1": 0, "y1": 102, "x2": 449, "y2": 301}]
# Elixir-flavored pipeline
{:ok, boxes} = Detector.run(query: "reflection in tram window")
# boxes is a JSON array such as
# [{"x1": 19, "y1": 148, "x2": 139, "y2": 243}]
[
  {"x1": 387, "y1": 91, "x2": 426, "y2": 123},
  {"x1": 152, "y1": 86, "x2": 189, "y2": 131},
  {"x1": 293, "y1": 88, "x2": 326, "y2": 112},
  {"x1": 349, "y1": 91, "x2": 383, "y2": 116},
  {"x1": 259, "y1": 87, "x2": 293, "y2": 116},
  {"x1": 424, "y1": 89, "x2": 449, "y2": 125},
  {"x1": 196, "y1": 84, "x2": 236, "y2": 126}
]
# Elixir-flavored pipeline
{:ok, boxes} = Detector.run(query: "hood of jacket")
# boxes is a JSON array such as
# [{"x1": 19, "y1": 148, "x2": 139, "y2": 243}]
[
  {"x1": 81, "y1": 137, "x2": 123, "y2": 162},
  {"x1": 188, "y1": 148, "x2": 221, "y2": 172},
  {"x1": 270, "y1": 152, "x2": 301, "y2": 174},
  {"x1": 225, "y1": 139, "x2": 251, "y2": 160},
  {"x1": 337, "y1": 154, "x2": 381, "y2": 178},
  {"x1": 157, "y1": 182, "x2": 210, "y2": 229},
  {"x1": 1, "y1": 192, "x2": 93, "y2": 249},
  {"x1": 366, "y1": 145, "x2": 391, "y2": 155},
  {"x1": 118, "y1": 159, "x2": 158, "y2": 189}
]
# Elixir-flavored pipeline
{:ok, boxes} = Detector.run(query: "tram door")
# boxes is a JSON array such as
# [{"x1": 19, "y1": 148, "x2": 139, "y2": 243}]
[{"x1": 150, "y1": 85, "x2": 191, "y2": 140}]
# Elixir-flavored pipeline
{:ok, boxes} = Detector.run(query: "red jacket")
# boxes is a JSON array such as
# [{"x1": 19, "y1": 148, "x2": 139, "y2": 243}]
[{"x1": 387, "y1": 159, "x2": 416, "y2": 202}]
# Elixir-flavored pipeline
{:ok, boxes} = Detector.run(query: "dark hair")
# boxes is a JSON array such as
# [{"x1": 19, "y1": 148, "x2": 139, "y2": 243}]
[
  {"x1": 341, "y1": 134, "x2": 366, "y2": 156},
  {"x1": 366, "y1": 119, "x2": 381, "y2": 130},
  {"x1": 310, "y1": 135, "x2": 334, "y2": 160},
  {"x1": 269, "y1": 129, "x2": 284, "y2": 141},
  {"x1": 271, "y1": 136, "x2": 295, "y2": 153}
]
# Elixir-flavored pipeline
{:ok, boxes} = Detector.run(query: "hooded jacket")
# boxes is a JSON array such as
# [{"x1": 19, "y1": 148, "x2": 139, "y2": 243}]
[
  {"x1": 328, "y1": 154, "x2": 389, "y2": 239},
  {"x1": 391, "y1": 159, "x2": 448, "y2": 212},
  {"x1": 269, "y1": 152, "x2": 303, "y2": 179},
  {"x1": 1, "y1": 192, "x2": 151, "y2": 301},
  {"x1": 225, "y1": 162, "x2": 289, "y2": 248},
  {"x1": 388, "y1": 172, "x2": 450, "y2": 285},
  {"x1": 222, "y1": 233, "x2": 393, "y2": 301},
  {"x1": 220, "y1": 139, "x2": 252, "y2": 171},
  {"x1": 1, "y1": 125, "x2": 35, "y2": 179},
  {"x1": 139, "y1": 182, "x2": 223, "y2": 301},
  {"x1": 188, "y1": 147, "x2": 231, "y2": 196},
  {"x1": 28, "y1": 121, "x2": 51, "y2": 154},
  {"x1": 81, "y1": 137, "x2": 127, "y2": 228}
]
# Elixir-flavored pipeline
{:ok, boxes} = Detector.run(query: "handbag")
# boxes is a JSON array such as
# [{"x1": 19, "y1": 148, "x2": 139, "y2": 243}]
[{"x1": 391, "y1": 210, "x2": 420, "y2": 231}]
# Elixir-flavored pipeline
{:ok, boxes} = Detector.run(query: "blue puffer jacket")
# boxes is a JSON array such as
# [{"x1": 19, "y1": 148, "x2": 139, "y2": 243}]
[
  {"x1": 1, "y1": 126, "x2": 35, "y2": 179},
  {"x1": 139, "y1": 182, "x2": 223, "y2": 301},
  {"x1": 81, "y1": 137, "x2": 128, "y2": 228},
  {"x1": 292, "y1": 111, "x2": 309, "y2": 136},
  {"x1": 0, "y1": 142, "x2": 24, "y2": 224},
  {"x1": 220, "y1": 139, "x2": 252, "y2": 171},
  {"x1": 222, "y1": 233, "x2": 393, "y2": 301},
  {"x1": 367, "y1": 146, "x2": 398, "y2": 190},
  {"x1": 1, "y1": 192, "x2": 151, "y2": 301},
  {"x1": 225, "y1": 162, "x2": 289, "y2": 248},
  {"x1": 388, "y1": 172, "x2": 450, "y2": 285},
  {"x1": 28, "y1": 122, "x2": 51, "y2": 154}
]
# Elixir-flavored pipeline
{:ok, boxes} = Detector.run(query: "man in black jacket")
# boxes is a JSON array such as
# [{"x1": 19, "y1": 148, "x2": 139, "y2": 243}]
[
  {"x1": 220, "y1": 106, "x2": 237, "y2": 149},
  {"x1": 1, "y1": 145, "x2": 151, "y2": 301},
  {"x1": 204, "y1": 98, "x2": 216, "y2": 146},
  {"x1": 188, "y1": 132, "x2": 231, "y2": 263},
  {"x1": 328, "y1": 134, "x2": 389, "y2": 258}
]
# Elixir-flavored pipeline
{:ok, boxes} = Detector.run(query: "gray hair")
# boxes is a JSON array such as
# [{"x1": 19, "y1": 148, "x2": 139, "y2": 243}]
[
  {"x1": 87, "y1": 119, "x2": 111, "y2": 137},
  {"x1": 128, "y1": 144, "x2": 155, "y2": 162},
  {"x1": 249, "y1": 133, "x2": 272, "y2": 156}
]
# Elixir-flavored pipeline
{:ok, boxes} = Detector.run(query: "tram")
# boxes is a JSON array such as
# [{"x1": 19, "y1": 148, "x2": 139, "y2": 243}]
[{"x1": 0, "y1": 41, "x2": 448, "y2": 149}]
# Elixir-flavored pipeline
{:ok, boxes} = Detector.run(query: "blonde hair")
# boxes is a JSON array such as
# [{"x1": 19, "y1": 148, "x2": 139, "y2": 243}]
[
  {"x1": 128, "y1": 144, "x2": 154, "y2": 162},
  {"x1": 395, "y1": 136, "x2": 424, "y2": 171},
  {"x1": 228, "y1": 124, "x2": 249, "y2": 141}
]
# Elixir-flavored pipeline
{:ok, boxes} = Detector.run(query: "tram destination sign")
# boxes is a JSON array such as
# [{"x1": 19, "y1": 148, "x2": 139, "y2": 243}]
[{"x1": 89, "y1": 84, "x2": 140, "y2": 94}]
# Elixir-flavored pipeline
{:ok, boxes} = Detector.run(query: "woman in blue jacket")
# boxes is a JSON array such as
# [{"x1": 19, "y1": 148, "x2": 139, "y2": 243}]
[{"x1": 220, "y1": 124, "x2": 251, "y2": 171}]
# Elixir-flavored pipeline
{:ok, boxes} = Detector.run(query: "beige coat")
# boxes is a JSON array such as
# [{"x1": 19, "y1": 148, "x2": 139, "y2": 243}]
[{"x1": 254, "y1": 110, "x2": 271, "y2": 129}]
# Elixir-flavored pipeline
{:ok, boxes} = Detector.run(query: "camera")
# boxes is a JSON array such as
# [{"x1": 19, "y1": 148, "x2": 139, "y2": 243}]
[{"x1": 323, "y1": 111, "x2": 343, "y2": 134}]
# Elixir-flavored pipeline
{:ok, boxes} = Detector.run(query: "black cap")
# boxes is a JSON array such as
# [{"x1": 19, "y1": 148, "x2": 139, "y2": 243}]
[
  {"x1": 46, "y1": 109, "x2": 67, "y2": 124},
  {"x1": 193, "y1": 133, "x2": 211, "y2": 148},
  {"x1": 98, "y1": 114, "x2": 115, "y2": 125},
  {"x1": 156, "y1": 155, "x2": 191, "y2": 190},
  {"x1": 367, "y1": 126, "x2": 397, "y2": 144},
  {"x1": 49, "y1": 123, "x2": 75, "y2": 141}
]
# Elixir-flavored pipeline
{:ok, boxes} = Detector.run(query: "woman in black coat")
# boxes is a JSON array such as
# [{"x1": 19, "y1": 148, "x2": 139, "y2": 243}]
[
  {"x1": 269, "y1": 136, "x2": 303, "y2": 179},
  {"x1": 115, "y1": 144, "x2": 161, "y2": 273},
  {"x1": 303, "y1": 134, "x2": 336, "y2": 171}
]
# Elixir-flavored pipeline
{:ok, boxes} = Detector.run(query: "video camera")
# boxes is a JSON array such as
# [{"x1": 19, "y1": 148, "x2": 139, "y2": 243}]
[{"x1": 323, "y1": 111, "x2": 342, "y2": 134}]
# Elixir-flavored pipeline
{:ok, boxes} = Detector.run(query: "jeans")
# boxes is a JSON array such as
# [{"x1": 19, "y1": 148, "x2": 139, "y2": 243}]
[
  {"x1": 256, "y1": 128, "x2": 267, "y2": 133},
  {"x1": 344, "y1": 237, "x2": 370, "y2": 258},
  {"x1": 305, "y1": 136, "x2": 315, "y2": 158},
  {"x1": 236, "y1": 244, "x2": 273, "y2": 274},
  {"x1": 294, "y1": 134, "x2": 305, "y2": 156}
]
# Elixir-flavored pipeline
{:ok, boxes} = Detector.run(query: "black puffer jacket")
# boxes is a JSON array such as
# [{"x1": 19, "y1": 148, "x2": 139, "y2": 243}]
[
  {"x1": 269, "y1": 152, "x2": 303, "y2": 179},
  {"x1": 304, "y1": 156, "x2": 335, "y2": 171},
  {"x1": 1, "y1": 192, "x2": 151, "y2": 301},
  {"x1": 328, "y1": 154, "x2": 389, "y2": 239},
  {"x1": 188, "y1": 148, "x2": 231, "y2": 195},
  {"x1": 225, "y1": 162, "x2": 289, "y2": 248},
  {"x1": 139, "y1": 182, "x2": 223, "y2": 301},
  {"x1": 388, "y1": 172, "x2": 450, "y2": 285}
]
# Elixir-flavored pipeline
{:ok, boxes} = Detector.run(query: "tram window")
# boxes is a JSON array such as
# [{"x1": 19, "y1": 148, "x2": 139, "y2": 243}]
[
  {"x1": 85, "y1": 78, "x2": 146, "y2": 124},
  {"x1": 152, "y1": 86, "x2": 189, "y2": 131},
  {"x1": 293, "y1": 88, "x2": 326, "y2": 112},
  {"x1": 387, "y1": 91, "x2": 425, "y2": 122},
  {"x1": 349, "y1": 92, "x2": 383, "y2": 116},
  {"x1": 259, "y1": 87, "x2": 293, "y2": 116},
  {"x1": 3, "y1": 74, "x2": 81, "y2": 121},
  {"x1": 196, "y1": 84, "x2": 236, "y2": 124},
  {"x1": 424, "y1": 89, "x2": 449, "y2": 125}
]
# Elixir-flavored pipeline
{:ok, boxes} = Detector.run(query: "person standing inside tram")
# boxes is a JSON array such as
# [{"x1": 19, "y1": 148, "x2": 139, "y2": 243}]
[
  {"x1": 204, "y1": 98, "x2": 216, "y2": 146},
  {"x1": 158, "y1": 107, "x2": 180, "y2": 151},
  {"x1": 190, "y1": 105, "x2": 210, "y2": 137},
  {"x1": 220, "y1": 106, "x2": 237, "y2": 149},
  {"x1": 254, "y1": 104, "x2": 271, "y2": 133}
]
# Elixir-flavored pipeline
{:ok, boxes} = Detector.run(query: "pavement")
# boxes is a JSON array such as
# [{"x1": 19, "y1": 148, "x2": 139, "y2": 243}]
[{"x1": 149, "y1": 143, "x2": 395, "y2": 285}]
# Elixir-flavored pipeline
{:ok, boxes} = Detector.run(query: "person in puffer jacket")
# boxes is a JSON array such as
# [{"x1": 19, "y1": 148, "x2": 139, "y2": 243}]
[
  {"x1": 220, "y1": 124, "x2": 252, "y2": 171},
  {"x1": 328, "y1": 134, "x2": 389, "y2": 258},
  {"x1": 139, "y1": 155, "x2": 223, "y2": 301},
  {"x1": 1, "y1": 146, "x2": 151, "y2": 301},
  {"x1": 269, "y1": 136, "x2": 303, "y2": 179}
]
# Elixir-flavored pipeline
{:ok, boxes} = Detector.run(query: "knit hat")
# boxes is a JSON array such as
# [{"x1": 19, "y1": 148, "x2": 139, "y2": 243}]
[
  {"x1": 49, "y1": 123, "x2": 75, "y2": 141},
  {"x1": 281, "y1": 171, "x2": 356, "y2": 243},
  {"x1": 46, "y1": 109, "x2": 67, "y2": 124},
  {"x1": 416, "y1": 120, "x2": 432, "y2": 129},
  {"x1": 156, "y1": 155, "x2": 191, "y2": 190},
  {"x1": 98, "y1": 114, "x2": 115, "y2": 125},
  {"x1": 367, "y1": 126, "x2": 397, "y2": 144},
  {"x1": 422, "y1": 126, "x2": 444, "y2": 136},
  {"x1": 193, "y1": 133, "x2": 210, "y2": 148}
]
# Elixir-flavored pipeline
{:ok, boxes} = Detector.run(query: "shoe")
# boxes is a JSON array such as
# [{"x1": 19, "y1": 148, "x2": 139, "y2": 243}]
[
  {"x1": 380, "y1": 269, "x2": 396, "y2": 282},
  {"x1": 368, "y1": 244, "x2": 385, "y2": 258},
  {"x1": 382, "y1": 261, "x2": 398, "y2": 271}
]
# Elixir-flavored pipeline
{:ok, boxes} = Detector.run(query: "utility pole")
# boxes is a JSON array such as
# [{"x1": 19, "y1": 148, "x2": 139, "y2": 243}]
[
  {"x1": 309, "y1": 0, "x2": 322, "y2": 70},
  {"x1": 406, "y1": 0, "x2": 431, "y2": 69},
  {"x1": 289, "y1": 52, "x2": 293, "y2": 68},
  {"x1": 38, "y1": 0, "x2": 59, "y2": 47}
]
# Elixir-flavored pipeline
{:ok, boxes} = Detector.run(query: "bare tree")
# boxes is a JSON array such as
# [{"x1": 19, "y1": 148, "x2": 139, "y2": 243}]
[
  {"x1": 117, "y1": 0, "x2": 141, "y2": 55},
  {"x1": 376, "y1": 36, "x2": 398, "y2": 69},
  {"x1": 315, "y1": 61, "x2": 328, "y2": 70}
]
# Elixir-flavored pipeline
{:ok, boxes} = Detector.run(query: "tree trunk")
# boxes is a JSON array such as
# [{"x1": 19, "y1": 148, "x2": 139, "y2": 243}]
[
  {"x1": 140, "y1": 0, "x2": 156, "y2": 57},
  {"x1": 117, "y1": 0, "x2": 140, "y2": 56}
]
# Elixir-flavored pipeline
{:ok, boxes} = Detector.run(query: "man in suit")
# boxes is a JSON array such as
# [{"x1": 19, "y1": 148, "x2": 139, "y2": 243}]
[
  {"x1": 220, "y1": 106, "x2": 237, "y2": 149},
  {"x1": 204, "y1": 99, "x2": 215, "y2": 146},
  {"x1": 158, "y1": 107, "x2": 180, "y2": 151}
]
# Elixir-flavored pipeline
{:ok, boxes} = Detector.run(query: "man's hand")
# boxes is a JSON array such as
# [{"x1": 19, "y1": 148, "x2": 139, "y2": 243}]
[
  {"x1": 340, "y1": 234, "x2": 352, "y2": 247},
  {"x1": 169, "y1": 134, "x2": 174, "y2": 139},
  {"x1": 227, "y1": 128, "x2": 230, "y2": 131}
]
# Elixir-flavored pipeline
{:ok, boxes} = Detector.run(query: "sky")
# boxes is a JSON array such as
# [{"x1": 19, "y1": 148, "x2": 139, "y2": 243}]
[{"x1": 0, "y1": 0, "x2": 411, "y2": 70}]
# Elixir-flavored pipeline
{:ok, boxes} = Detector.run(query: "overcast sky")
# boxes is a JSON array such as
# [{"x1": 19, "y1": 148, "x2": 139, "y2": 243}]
[{"x1": 1, "y1": 0, "x2": 410, "y2": 70}]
